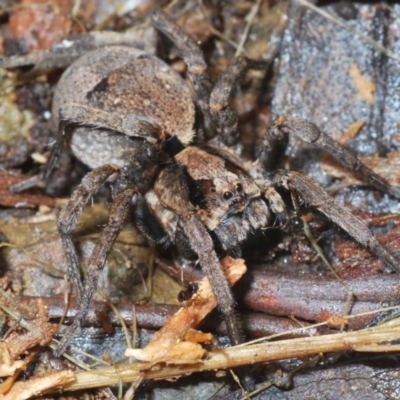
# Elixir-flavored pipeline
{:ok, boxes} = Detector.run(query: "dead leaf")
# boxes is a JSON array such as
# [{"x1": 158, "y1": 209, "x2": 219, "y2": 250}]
[
  {"x1": 335, "y1": 120, "x2": 364, "y2": 144},
  {"x1": 0, "y1": 370, "x2": 75, "y2": 400},
  {"x1": 349, "y1": 64, "x2": 376, "y2": 104},
  {"x1": 1, "y1": 298, "x2": 58, "y2": 359},
  {"x1": 9, "y1": 0, "x2": 75, "y2": 52}
]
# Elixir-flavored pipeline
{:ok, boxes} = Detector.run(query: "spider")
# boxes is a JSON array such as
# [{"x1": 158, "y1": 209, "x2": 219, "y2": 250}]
[{"x1": 39, "y1": 10, "x2": 400, "y2": 356}]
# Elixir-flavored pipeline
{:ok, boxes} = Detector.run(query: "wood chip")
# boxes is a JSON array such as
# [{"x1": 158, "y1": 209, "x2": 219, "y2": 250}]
[{"x1": 126, "y1": 257, "x2": 246, "y2": 364}]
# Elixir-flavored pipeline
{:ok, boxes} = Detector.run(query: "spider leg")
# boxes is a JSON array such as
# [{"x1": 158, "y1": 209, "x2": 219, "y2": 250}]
[
  {"x1": 45, "y1": 105, "x2": 163, "y2": 180},
  {"x1": 54, "y1": 187, "x2": 136, "y2": 356},
  {"x1": 152, "y1": 10, "x2": 277, "y2": 146},
  {"x1": 179, "y1": 213, "x2": 243, "y2": 346},
  {"x1": 57, "y1": 164, "x2": 121, "y2": 303},
  {"x1": 264, "y1": 186, "x2": 286, "y2": 215},
  {"x1": 59, "y1": 104, "x2": 163, "y2": 143},
  {"x1": 152, "y1": 10, "x2": 213, "y2": 135},
  {"x1": 180, "y1": 213, "x2": 257, "y2": 391},
  {"x1": 0, "y1": 31, "x2": 150, "y2": 72},
  {"x1": 274, "y1": 169, "x2": 400, "y2": 274},
  {"x1": 44, "y1": 119, "x2": 71, "y2": 180},
  {"x1": 259, "y1": 116, "x2": 400, "y2": 198},
  {"x1": 209, "y1": 56, "x2": 252, "y2": 145},
  {"x1": 10, "y1": 103, "x2": 163, "y2": 193},
  {"x1": 210, "y1": 54, "x2": 277, "y2": 146},
  {"x1": 8, "y1": 117, "x2": 73, "y2": 192}
]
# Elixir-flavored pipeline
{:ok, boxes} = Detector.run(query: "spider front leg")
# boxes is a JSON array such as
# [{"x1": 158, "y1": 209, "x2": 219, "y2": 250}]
[
  {"x1": 274, "y1": 169, "x2": 400, "y2": 274},
  {"x1": 259, "y1": 116, "x2": 400, "y2": 199},
  {"x1": 179, "y1": 212, "x2": 243, "y2": 346},
  {"x1": 54, "y1": 184, "x2": 136, "y2": 356}
]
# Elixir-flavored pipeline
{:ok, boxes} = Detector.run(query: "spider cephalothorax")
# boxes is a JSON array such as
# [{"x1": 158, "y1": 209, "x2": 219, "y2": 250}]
[{"x1": 155, "y1": 145, "x2": 263, "y2": 229}]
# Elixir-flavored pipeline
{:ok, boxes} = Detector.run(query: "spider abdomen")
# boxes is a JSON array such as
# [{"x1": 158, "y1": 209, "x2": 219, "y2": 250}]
[{"x1": 52, "y1": 46, "x2": 195, "y2": 170}]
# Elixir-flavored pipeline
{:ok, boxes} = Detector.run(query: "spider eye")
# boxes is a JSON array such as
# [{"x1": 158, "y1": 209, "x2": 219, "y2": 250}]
[
  {"x1": 223, "y1": 191, "x2": 233, "y2": 200},
  {"x1": 201, "y1": 180, "x2": 216, "y2": 195},
  {"x1": 236, "y1": 183, "x2": 243, "y2": 193}
]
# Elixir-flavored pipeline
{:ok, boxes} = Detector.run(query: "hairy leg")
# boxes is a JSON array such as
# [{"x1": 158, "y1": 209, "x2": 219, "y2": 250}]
[
  {"x1": 210, "y1": 55, "x2": 276, "y2": 145},
  {"x1": 57, "y1": 164, "x2": 120, "y2": 301},
  {"x1": 54, "y1": 187, "x2": 136, "y2": 356},
  {"x1": 259, "y1": 116, "x2": 400, "y2": 198},
  {"x1": 274, "y1": 169, "x2": 400, "y2": 274}
]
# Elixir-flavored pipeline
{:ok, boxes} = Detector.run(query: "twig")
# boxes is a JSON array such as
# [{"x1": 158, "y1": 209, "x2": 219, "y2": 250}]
[
  {"x1": 56, "y1": 319, "x2": 400, "y2": 392},
  {"x1": 235, "y1": 0, "x2": 262, "y2": 57}
]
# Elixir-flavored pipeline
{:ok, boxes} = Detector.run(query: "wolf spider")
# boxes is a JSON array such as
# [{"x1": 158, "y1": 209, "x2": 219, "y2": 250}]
[{"x1": 39, "y1": 10, "x2": 400, "y2": 356}]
